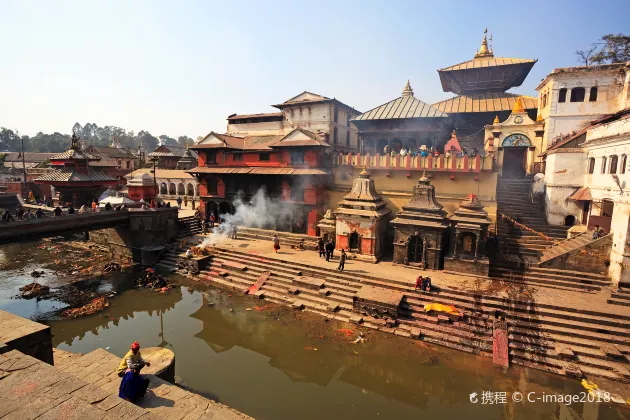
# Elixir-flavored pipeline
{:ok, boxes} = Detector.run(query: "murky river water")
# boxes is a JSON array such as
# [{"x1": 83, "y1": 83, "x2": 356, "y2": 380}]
[{"x1": 1, "y1": 241, "x2": 627, "y2": 419}]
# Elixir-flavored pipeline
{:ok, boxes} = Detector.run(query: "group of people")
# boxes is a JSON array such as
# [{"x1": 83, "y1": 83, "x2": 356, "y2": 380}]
[
  {"x1": 373, "y1": 145, "x2": 481, "y2": 158},
  {"x1": 315, "y1": 237, "x2": 348, "y2": 271},
  {"x1": 175, "y1": 196, "x2": 196, "y2": 210},
  {"x1": 2, "y1": 206, "x2": 47, "y2": 222}
]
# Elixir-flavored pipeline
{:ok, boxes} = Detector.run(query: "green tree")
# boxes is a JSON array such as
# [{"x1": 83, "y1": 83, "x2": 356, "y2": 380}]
[
  {"x1": 177, "y1": 136, "x2": 194, "y2": 148},
  {"x1": 159, "y1": 135, "x2": 178, "y2": 147}
]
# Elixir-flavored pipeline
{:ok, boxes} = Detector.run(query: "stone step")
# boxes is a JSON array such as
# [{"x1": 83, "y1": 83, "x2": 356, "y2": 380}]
[{"x1": 489, "y1": 267, "x2": 609, "y2": 287}]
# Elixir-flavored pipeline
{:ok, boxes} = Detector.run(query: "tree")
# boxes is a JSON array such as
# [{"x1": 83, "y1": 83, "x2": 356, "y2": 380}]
[
  {"x1": 575, "y1": 45, "x2": 598, "y2": 66},
  {"x1": 137, "y1": 130, "x2": 158, "y2": 152},
  {"x1": 576, "y1": 33, "x2": 630, "y2": 65},
  {"x1": 159, "y1": 135, "x2": 178, "y2": 147},
  {"x1": 0, "y1": 128, "x2": 22, "y2": 152},
  {"x1": 177, "y1": 136, "x2": 194, "y2": 148}
]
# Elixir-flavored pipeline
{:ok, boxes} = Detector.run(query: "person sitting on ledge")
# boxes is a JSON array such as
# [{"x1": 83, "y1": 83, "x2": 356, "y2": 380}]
[
  {"x1": 422, "y1": 276, "x2": 432, "y2": 292},
  {"x1": 118, "y1": 341, "x2": 151, "y2": 403},
  {"x1": 53, "y1": 206, "x2": 63, "y2": 216}
]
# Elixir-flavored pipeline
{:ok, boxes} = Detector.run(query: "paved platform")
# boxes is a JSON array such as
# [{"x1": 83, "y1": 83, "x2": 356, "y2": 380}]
[
  {"x1": 193, "y1": 235, "x2": 630, "y2": 319},
  {"x1": 0, "y1": 348, "x2": 250, "y2": 420}
]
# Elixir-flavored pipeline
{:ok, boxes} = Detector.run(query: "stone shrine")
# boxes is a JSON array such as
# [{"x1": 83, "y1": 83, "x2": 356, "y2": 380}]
[
  {"x1": 444, "y1": 194, "x2": 492, "y2": 275},
  {"x1": 333, "y1": 168, "x2": 391, "y2": 262},
  {"x1": 316, "y1": 209, "x2": 336, "y2": 243},
  {"x1": 390, "y1": 172, "x2": 449, "y2": 269}
]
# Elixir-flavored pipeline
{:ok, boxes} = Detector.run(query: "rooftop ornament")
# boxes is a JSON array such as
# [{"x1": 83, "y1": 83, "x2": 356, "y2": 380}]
[
  {"x1": 402, "y1": 80, "x2": 414, "y2": 97},
  {"x1": 474, "y1": 28, "x2": 494, "y2": 58}
]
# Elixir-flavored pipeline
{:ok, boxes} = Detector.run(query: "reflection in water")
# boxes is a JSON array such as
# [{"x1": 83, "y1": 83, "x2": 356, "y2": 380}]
[{"x1": 1, "y1": 241, "x2": 626, "y2": 420}]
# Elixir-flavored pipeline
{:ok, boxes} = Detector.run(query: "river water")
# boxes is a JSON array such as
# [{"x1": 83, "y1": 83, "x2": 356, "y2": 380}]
[{"x1": 0, "y1": 241, "x2": 627, "y2": 419}]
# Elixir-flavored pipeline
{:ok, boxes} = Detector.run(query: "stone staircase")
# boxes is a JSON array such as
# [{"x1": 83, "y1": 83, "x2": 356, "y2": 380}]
[
  {"x1": 495, "y1": 178, "x2": 569, "y2": 260},
  {"x1": 489, "y1": 264, "x2": 611, "y2": 292},
  {"x1": 609, "y1": 282, "x2": 630, "y2": 307},
  {"x1": 236, "y1": 227, "x2": 318, "y2": 250},
  {"x1": 178, "y1": 215, "x2": 202, "y2": 237},
  {"x1": 191, "y1": 247, "x2": 630, "y2": 382},
  {"x1": 539, "y1": 231, "x2": 607, "y2": 264}
]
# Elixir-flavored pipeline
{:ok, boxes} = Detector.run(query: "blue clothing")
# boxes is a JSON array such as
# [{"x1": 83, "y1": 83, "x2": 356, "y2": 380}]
[{"x1": 119, "y1": 371, "x2": 149, "y2": 402}]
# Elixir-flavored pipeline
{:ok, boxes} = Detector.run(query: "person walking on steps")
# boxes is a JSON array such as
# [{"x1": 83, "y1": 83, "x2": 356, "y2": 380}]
[
  {"x1": 273, "y1": 235, "x2": 280, "y2": 253},
  {"x1": 176, "y1": 196, "x2": 182, "y2": 209},
  {"x1": 183, "y1": 195, "x2": 188, "y2": 208},
  {"x1": 337, "y1": 249, "x2": 347, "y2": 271},
  {"x1": 318, "y1": 237, "x2": 325, "y2": 258}
]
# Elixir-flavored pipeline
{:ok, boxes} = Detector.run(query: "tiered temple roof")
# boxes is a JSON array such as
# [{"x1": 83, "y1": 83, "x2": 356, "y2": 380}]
[
  {"x1": 390, "y1": 172, "x2": 449, "y2": 229},
  {"x1": 334, "y1": 168, "x2": 391, "y2": 218},
  {"x1": 450, "y1": 194, "x2": 491, "y2": 230}
]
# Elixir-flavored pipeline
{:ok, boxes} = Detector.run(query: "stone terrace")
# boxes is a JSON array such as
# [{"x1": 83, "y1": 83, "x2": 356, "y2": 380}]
[
  {"x1": 175, "y1": 235, "x2": 630, "y2": 383},
  {"x1": 0, "y1": 347, "x2": 250, "y2": 420}
]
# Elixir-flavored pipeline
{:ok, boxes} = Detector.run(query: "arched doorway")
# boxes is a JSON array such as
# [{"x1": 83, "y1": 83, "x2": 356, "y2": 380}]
[
  {"x1": 206, "y1": 201, "x2": 218, "y2": 221},
  {"x1": 458, "y1": 233, "x2": 477, "y2": 257},
  {"x1": 160, "y1": 183, "x2": 167, "y2": 195},
  {"x1": 502, "y1": 134, "x2": 532, "y2": 178},
  {"x1": 187, "y1": 183, "x2": 194, "y2": 196},
  {"x1": 168, "y1": 183, "x2": 176, "y2": 195},
  {"x1": 177, "y1": 183, "x2": 185, "y2": 195},
  {"x1": 408, "y1": 234, "x2": 423, "y2": 264}
]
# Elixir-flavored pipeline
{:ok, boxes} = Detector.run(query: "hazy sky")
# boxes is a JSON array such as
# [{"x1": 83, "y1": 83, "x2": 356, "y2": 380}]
[{"x1": 1, "y1": 0, "x2": 628, "y2": 138}]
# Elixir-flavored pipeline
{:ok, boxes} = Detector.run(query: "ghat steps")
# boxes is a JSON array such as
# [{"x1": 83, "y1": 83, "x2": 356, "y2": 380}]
[{"x1": 184, "y1": 247, "x2": 630, "y2": 381}]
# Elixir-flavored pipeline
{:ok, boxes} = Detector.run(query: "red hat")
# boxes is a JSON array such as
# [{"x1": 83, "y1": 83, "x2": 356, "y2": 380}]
[{"x1": 131, "y1": 341, "x2": 140, "y2": 350}]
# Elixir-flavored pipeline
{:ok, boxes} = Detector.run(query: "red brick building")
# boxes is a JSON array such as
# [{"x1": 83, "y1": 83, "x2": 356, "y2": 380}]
[{"x1": 188, "y1": 128, "x2": 331, "y2": 236}]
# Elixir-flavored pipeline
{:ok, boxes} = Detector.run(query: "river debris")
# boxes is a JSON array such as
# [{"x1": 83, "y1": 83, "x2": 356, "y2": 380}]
[
  {"x1": 137, "y1": 268, "x2": 173, "y2": 290},
  {"x1": 102, "y1": 262, "x2": 122, "y2": 273},
  {"x1": 19, "y1": 282, "x2": 50, "y2": 299},
  {"x1": 30, "y1": 270, "x2": 46, "y2": 278},
  {"x1": 61, "y1": 296, "x2": 109, "y2": 318}
]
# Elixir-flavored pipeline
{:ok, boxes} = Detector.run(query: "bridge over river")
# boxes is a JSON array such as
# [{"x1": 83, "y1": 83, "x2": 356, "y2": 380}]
[{"x1": 0, "y1": 207, "x2": 179, "y2": 262}]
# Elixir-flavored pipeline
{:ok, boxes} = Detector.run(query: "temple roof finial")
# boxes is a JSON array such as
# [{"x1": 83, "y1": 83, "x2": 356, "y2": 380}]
[
  {"x1": 474, "y1": 27, "x2": 494, "y2": 58},
  {"x1": 360, "y1": 166, "x2": 369, "y2": 178},
  {"x1": 402, "y1": 80, "x2": 414, "y2": 97},
  {"x1": 493, "y1": 115, "x2": 500, "y2": 124},
  {"x1": 511, "y1": 97, "x2": 525, "y2": 114}
]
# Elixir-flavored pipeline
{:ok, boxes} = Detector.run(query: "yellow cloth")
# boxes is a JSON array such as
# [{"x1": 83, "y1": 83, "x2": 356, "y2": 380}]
[
  {"x1": 117, "y1": 349, "x2": 143, "y2": 374},
  {"x1": 424, "y1": 303, "x2": 460, "y2": 316}
]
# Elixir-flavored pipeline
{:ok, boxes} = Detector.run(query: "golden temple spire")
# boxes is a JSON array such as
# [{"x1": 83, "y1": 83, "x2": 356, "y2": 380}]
[
  {"x1": 536, "y1": 113, "x2": 543, "y2": 122},
  {"x1": 511, "y1": 97, "x2": 525, "y2": 113},
  {"x1": 360, "y1": 166, "x2": 369, "y2": 177},
  {"x1": 474, "y1": 28, "x2": 494, "y2": 58},
  {"x1": 493, "y1": 115, "x2": 500, "y2": 124},
  {"x1": 402, "y1": 80, "x2": 414, "y2": 97}
]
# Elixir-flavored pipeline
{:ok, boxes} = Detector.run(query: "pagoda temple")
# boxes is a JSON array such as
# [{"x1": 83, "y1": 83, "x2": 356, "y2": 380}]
[
  {"x1": 34, "y1": 132, "x2": 117, "y2": 207},
  {"x1": 444, "y1": 194, "x2": 492, "y2": 275},
  {"x1": 333, "y1": 168, "x2": 391, "y2": 262},
  {"x1": 432, "y1": 28, "x2": 538, "y2": 149},
  {"x1": 390, "y1": 172, "x2": 449, "y2": 269}
]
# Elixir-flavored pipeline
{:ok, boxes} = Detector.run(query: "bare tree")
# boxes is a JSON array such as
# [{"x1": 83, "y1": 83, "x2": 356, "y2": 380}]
[{"x1": 575, "y1": 45, "x2": 598, "y2": 66}]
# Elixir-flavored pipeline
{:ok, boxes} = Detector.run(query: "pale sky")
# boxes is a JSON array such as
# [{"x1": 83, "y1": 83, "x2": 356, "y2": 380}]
[{"x1": 1, "y1": 0, "x2": 628, "y2": 138}]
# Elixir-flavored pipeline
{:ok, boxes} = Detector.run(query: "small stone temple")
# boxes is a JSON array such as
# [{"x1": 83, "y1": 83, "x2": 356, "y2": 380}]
[
  {"x1": 390, "y1": 172, "x2": 449, "y2": 269},
  {"x1": 333, "y1": 168, "x2": 391, "y2": 262},
  {"x1": 317, "y1": 209, "x2": 336, "y2": 242},
  {"x1": 444, "y1": 194, "x2": 492, "y2": 275}
]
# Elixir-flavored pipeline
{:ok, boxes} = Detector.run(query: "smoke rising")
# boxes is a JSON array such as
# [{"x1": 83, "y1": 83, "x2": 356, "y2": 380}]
[{"x1": 200, "y1": 187, "x2": 302, "y2": 247}]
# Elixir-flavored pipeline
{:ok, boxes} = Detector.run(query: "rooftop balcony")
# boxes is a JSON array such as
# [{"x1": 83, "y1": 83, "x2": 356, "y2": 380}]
[{"x1": 334, "y1": 152, "x2": 493, "y2": 173}]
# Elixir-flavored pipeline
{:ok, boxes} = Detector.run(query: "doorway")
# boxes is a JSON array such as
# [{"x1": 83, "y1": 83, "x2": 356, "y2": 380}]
[
  {"x1": 502, "y1": 147, "x2": 528, "y2": 178},
  {"x1": 408, "y1": 235, "x2": 423, "y2": 264}
]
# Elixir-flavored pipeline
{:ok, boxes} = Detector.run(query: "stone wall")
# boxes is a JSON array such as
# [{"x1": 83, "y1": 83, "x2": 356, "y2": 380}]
[
  {"x1": 0, "y1": 310, "x2": 53, "y2": 365},
  {"x1": 540, "y1": 234, "x2": 612, "y2": 275},
  {"x1": 444, "y1": 257, "x2": 489, "y2": 276},
  {"x1": 91, "y1": 208, "x2": 179, "y2": 263}
]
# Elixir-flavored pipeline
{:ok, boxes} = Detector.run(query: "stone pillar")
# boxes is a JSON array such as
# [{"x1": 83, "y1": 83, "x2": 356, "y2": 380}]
[{"x1": 609, "y1": 203, "x2": 630, "y2": 285}]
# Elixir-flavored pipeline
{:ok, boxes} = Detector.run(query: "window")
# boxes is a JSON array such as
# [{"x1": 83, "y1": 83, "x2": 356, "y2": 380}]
[
  {"x1": 589, "y1": 87, "x2": 598, "y2": 102},
  {"x1": 259, "y1": 153, "x2": 270, "y2": 161},
  {"x1": 542, "y1": 94, "x2": 547, "y2": 108},
  {"x1": 117, "y1": 160, "x2": 122, "y2": 167},
  {"x1": 207, "y1": 152, "x2": 217, "y2": 164},
  {"x1": 233, "y1": 153, "x2": 243, "y2": 162},
  {"x1": 587, "y1": 158, "x2": 595, "y2": 174},
  {"x1": 602, "y1": 200, "x2": 614, "y2": 217},
  {"x1": 559, "y1": 88, "x2": 567, "y2": 103},
  {"x1": 333, "y1": 108, "x2": 338, "y2": 123},
  {"x1": 346, "y1": 129, "x2": 350, "y2": 146},
  {"x1": 290, "y1": 151, "x2": 304, "y2": 165},
  {"x1": 621, "y1": 155, "x2": 627, "y2": 174},
  {"x1": 126, "y1": 161, "x2": 130, "y2": 169},
  {"x1": 610, "y1": 155, "x2": 619, "y2": 174},
  {"x1": 207, "y1": 178, "x2": 218, "y2": 195},
  {"x1": 601, "y1": 156, "x2": 607, "y2": 174},
  {"x1": 570, "y1": 87, "x2": 586, "y2": 102},
  {"x1": 333, "y1": 127, "x2": 338, "y2": 144}
]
